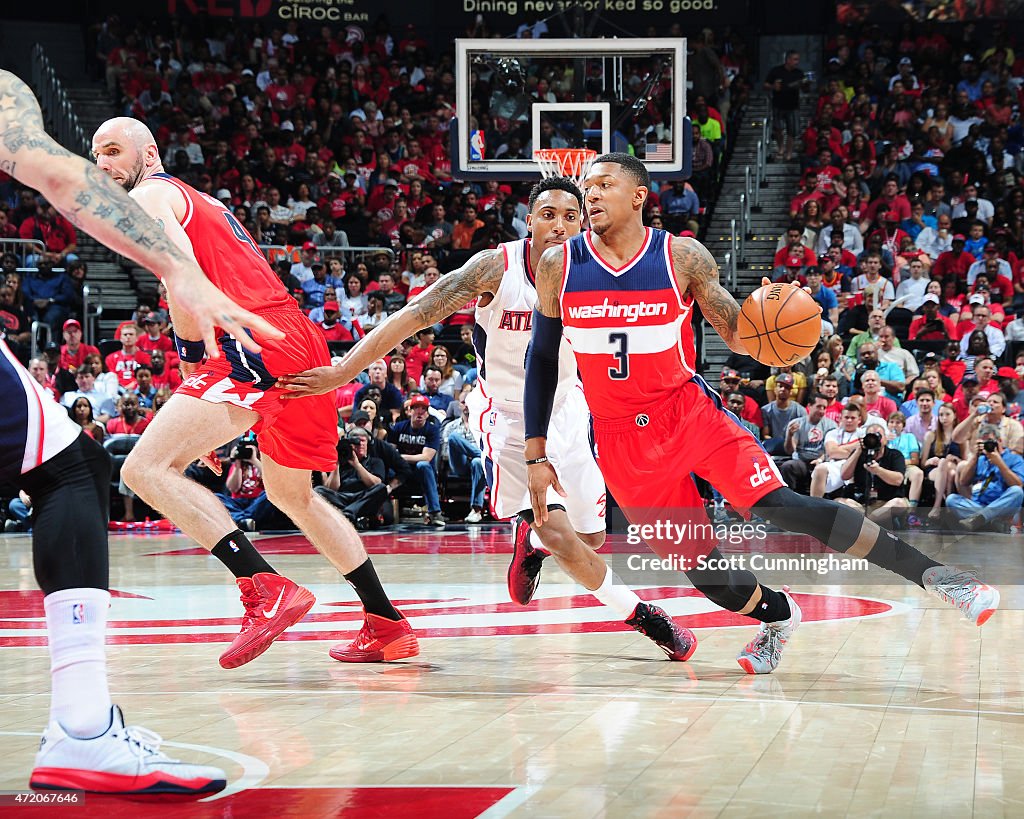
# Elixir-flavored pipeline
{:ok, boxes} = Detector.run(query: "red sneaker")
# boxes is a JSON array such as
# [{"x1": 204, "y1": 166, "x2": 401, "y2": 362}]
[
  {"x1": 219, "y1": 572, "x2": 316, "y2": 669},
  {"x1": 507, "y1": 515, "x2": 547, "y2": 605},
  {"x1": 329, "y1": 612, "x2": 419, "y2": 663}
]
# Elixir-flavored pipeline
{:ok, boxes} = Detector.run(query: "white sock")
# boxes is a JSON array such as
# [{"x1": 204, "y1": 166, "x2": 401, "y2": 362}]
[
  {"x1": 589, "y1": 566, "x2": 643, "y2": 619},
  {"x1": 44, "y1": 588, "x2": 112, "y2": 738}
]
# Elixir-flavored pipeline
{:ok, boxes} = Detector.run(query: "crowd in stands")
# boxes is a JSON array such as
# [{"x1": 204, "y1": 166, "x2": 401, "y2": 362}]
[
  {"x1": 747, "y1": 17, "x2": 1024, "y2": 532},
  {"x1": 0, "y1": 15, "x2": 748, "y2": 532}
]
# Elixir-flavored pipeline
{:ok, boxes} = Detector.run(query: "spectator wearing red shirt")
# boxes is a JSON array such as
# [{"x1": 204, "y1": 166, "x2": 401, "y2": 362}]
[
  {"x1": 59, "y1": 318, "x2": 100, "y2": 372},
  {"x1": 105, "y1": 324, "x2": 151, "y2": 389},
  {"x1": 773, "y1": 225, "x2": 816, "y2": 269},
  {"x1": 147, "y1": 348, "x2": 181, "y2": 392},
  {"x1": 19, "y1": 197, "x2": 78, "y2": 266},
  {"x1": 932, "y1": 234, "x2": 976, "y2": 280},
  {"x1": 406, "y1": 327, "x2": 435, "y2": 385},
  {"x1": 408, "y1": 266, "x2": 440, "y2": 300},
  {"x1": 106, "y1": 394, "x2": 151, "y2": 436},
  {"x1": 951, "y1": 375, "x2": 981, "y2": 422},
  {"x1": 137, "y1": 312, "x2": 173, "y2": 355},
  {"x1": 789, "y1": 173, "x2": 825, "y2": 219},
  {"x1": 909, "y1": 294, "x2": 957, "y2": 340},
  {"x1": 869, "y1": 212, "x2": 911, "y2": 260},
  {"x1": 861, "y1": 370, "x2": 897, "y2": 420},
  {"x1": 720, "y1": 368, "x2": 763, "y2": 429},
  {"x1": 859, "y1": 176, "x2": 912, "y2": 234},
  {"x1": 320, "y1": 301, "x2": 355, "y2": 342}
]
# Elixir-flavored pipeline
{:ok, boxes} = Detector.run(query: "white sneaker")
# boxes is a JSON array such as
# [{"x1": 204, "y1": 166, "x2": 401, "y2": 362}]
[
  {"x1": 923, "y1": 566, "x2": 1000, "y2": 626},
  {"x1": 736, "y1": 587, "x2": 802, "y2": 675},
  {"x1": 465, "y1": 508, "x2": 483, "y2": 524},
  {"x1": 30, "y1": 705, "x2": 226, "y2": 796}
]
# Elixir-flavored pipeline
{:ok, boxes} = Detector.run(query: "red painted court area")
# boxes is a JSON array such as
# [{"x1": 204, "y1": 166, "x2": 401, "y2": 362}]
[{"x1": 2, "y1": 786, "x2": 515, "y2": 818}]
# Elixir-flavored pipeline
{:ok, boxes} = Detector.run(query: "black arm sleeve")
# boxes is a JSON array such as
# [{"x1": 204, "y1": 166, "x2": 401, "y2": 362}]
[{"x1": 524, "y1": 309, "x2": 564, "y2": 440}]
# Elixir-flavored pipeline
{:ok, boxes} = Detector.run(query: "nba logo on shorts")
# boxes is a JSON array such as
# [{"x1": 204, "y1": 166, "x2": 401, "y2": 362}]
[
  {"x1": 71, "y1": 603, "x2": 85, "y2": 624},
  {"x1": 470, "y1": 130, "x2": 486, "y2": 161}
]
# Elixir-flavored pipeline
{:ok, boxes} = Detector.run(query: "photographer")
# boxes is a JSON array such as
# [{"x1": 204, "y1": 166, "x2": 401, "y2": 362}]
[
  {"x1": 948, "y1": 424, "x2": 1024, "y2": 532},
  {"x1": 315, "y1": 427, "x2": 389, "y2": 530},
  {"x1": 838, "y1": 418, "x2": 909, "y2": 524},
  {"x1": 214, "y1": 435, "x2": 276, "y2": 532}
]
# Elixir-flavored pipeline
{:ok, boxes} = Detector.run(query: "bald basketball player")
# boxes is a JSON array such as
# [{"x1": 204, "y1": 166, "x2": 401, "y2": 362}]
[{"x1": 90, "y1": 117, "x2": 417, "y2": 666}]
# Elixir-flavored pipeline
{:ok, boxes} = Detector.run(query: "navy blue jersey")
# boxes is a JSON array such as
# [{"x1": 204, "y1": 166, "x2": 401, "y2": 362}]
[{"x1": 1, "y1": 339, "x2": 80, "y2": 482}]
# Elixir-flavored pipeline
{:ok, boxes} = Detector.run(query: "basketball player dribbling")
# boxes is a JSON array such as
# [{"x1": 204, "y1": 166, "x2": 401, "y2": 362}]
[
  {"x1": 90, "y1": 117, "x2": 418, "y2": 667},
  {"x1": 524, "y1": 153, "x2": 998, "y2": 674},
  {"x1": 279, "y1": 177, "x2": 696, "y2": 660},
  {"x1": 0, "y1": 70, "x2": 265, "y2": 795}
]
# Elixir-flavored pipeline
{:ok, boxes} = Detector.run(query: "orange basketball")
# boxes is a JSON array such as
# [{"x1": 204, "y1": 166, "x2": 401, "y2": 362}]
[{"x1": 737, "y1": 283, "x2": 822, "y2": 367}]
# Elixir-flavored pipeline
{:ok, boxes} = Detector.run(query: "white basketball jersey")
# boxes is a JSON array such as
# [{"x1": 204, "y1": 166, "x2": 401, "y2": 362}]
[{"x1": 473, "y1": 239, "x2": 580, "y2": 410}]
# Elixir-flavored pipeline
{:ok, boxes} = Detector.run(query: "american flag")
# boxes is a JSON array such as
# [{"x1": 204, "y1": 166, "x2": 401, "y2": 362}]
[{"x1": 645, "y1": 143, "x2": 673, "y2": 161}]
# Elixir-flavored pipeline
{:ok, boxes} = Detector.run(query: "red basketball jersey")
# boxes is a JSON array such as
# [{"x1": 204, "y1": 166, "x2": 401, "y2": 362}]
[
  {"x1": 147, "y1": 173, "x2": 292, "y2": 314},
  {"x1": 558, "y1": 228, "x2": 697, "y2": 421}
]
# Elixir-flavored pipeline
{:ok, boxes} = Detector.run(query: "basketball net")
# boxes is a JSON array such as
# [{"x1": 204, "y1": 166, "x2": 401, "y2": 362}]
[{"x1": 533, "y1": 148, "x2": 597, "y2": 193}]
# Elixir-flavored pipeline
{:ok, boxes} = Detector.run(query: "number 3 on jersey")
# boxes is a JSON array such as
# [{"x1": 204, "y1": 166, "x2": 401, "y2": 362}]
[{"x1": 608, "y1": 332, "x2": 629, "y2": 380}]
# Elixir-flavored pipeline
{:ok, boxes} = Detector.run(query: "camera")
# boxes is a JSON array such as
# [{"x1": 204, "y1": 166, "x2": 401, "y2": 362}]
[
  {"x1": 983, "y1": 440, "x2": 998, "y2": 454},
  {"x1": 235, "y1": 444, "x2": 253, "y2": 461},
  {"x1": 337, "y1": 438, "x2": 355, "y2": 463},
  {"x1": 862, "y1": 432, "x2": 882, "y2": 460}
]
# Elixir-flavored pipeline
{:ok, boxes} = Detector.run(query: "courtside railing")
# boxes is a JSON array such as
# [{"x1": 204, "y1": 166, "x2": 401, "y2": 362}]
[{"x1": 30, "y1": 45, "x2": 90, "y2": 158}]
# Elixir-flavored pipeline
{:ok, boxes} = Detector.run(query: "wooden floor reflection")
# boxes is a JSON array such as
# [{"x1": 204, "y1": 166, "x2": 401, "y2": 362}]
[{"x1": 0, "y1": 526, "x2": 1020, "y2": 817}]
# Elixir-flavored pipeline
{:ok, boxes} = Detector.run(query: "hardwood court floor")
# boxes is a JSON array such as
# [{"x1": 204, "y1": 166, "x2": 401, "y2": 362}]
[{"x1": 0, "y1": 525, "x2": 1020, "y2": 817}]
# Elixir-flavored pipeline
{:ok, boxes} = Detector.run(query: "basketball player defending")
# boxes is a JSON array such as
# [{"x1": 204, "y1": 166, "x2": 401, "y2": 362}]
[
  {"x1": 524, "y1": 153, "x2": 998, "y2": 674},
  {"x1": 0, "y1": 70, "x2": 252, "y2": 794},
  {"x1": 279, "y1": 177, "x2": 696, "y2": 660},
  {"x1": 91, "y1": 117, "x2": 417, "y2": 666}
]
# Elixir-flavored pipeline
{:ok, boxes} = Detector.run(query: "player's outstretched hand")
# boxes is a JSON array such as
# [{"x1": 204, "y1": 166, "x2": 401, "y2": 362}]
[
  {"x1": 527, "y1": 461, "x2": 567, "y2": 526},
  {"x1": 759, "y1": 276, "x2": 812, "y2": 295},
  {"x1": 277, "y1": 365, "x2": 344, "y2": 397},
  {"x1": 166, "y1": 274, "x2": 284, "y2": 358}
]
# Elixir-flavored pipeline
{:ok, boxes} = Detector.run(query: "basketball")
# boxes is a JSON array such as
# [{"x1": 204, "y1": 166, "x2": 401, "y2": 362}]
[{"x1": 737, "y1": 283, "x2": 821, "y2": 367}]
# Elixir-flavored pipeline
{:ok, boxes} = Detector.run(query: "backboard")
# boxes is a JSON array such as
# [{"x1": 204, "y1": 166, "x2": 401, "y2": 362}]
[{"x1": 453, "y1": 38, "x2": 689, "y2": 182}]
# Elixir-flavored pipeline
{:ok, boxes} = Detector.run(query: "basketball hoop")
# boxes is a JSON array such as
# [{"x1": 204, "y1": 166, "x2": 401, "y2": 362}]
[{"x1": 533, "y1": 148, "x2": 598, "y2": 193}]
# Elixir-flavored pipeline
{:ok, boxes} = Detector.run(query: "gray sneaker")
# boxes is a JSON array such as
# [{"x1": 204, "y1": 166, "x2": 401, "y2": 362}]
[
  {"x1": 923, "y1": 566, "x2": 999, "y2": 626},
  {"x1": 737, "y1": 587, "x2": 801, "y2": 674},
  {"x1": 425, "y1": 512, "x2": 446, "y2": 528}
]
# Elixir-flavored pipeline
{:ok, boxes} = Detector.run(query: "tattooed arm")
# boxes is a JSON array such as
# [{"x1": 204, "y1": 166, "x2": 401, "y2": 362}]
[
  {"x1": 672, "y1": 236, "x2": 749, "y2": 355},
  {"x1": 277, "y1": 248, "x2": 506, "y2": 396},
  {"x1": 0, "y1": 69, "x2": 281, "y2": 355}
]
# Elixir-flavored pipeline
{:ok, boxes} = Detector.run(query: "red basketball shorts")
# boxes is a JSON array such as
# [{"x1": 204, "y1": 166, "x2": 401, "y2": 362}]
[
  {"x1": 177, "y1": 307, "x2": 338, "y2": 471},
  {"x1": 592, "y1": 374, "x2": 784, "y2": 561}
]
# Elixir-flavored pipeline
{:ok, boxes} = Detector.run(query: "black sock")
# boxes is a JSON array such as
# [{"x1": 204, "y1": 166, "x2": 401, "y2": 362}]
[
  {"x1": 211, "y1": 531, "x2": 276, "y2": 579},
  {"x1": 865, "y1": 527, "x2": 941, "y2": 588},
  {"x1": 344, "y1": 559, "x2": 401, "y2": 620},
  {"x1": 749, "y1": 585, "x2": 792, "y2": 623}
]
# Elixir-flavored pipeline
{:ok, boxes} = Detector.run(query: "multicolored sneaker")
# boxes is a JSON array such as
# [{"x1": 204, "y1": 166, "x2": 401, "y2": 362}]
[
  {"x1": 330, "y1": 612, "x2": 420, "y2": 662},
  {"x1": 507, "y1": 515, "x2": 547, "y2": 605},
  {"x1": 923, "y1": 566, "x2": 999, "y2": 626},
  {"x1": 737, "y1": 587, "x2": 802, "y2": 674},
  {"x1": 219, "y1": 572, "x2": 316, "y2": 669},
  {"x1": 625, "y1": 602, "x2": 698, "y2": 661},
  {"x1": 30, "y1": 705, "x2": 225, "y2": 797}
]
